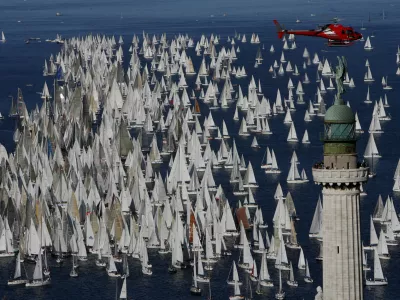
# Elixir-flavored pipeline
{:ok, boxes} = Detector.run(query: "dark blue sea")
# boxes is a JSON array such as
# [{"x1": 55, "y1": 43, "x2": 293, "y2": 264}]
[{"x1": 1, "y1": 0, "x2": 400, "y2": 299}]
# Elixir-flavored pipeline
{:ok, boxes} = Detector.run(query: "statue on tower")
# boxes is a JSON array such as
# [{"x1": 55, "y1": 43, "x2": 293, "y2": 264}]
[
  {"x1": 334, "y1": 56, "x2": 347, "y2": 104},
  {"x1": 315, "y1": 286, "x2": 323, "y2": 300}
]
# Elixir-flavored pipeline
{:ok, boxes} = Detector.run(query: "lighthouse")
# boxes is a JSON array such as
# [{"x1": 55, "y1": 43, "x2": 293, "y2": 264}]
[{"x1": 312, "y1": 57, "x2": 368, "y2": 300}]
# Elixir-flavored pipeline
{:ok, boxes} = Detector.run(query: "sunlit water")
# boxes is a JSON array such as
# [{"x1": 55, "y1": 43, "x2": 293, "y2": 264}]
[{"x1": 0, "y1": 0, "x2": 400, "y2": 299}]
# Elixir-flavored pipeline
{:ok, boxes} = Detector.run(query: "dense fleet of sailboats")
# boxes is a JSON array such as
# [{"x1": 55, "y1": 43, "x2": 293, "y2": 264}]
[{"x1": 0, "y1": 17, "x2": 398, "y2": 299}]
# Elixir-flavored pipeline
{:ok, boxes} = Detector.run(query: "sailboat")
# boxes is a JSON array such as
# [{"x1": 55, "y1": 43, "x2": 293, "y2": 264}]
[
  {"x1": 364, "y1": 66, "x2": 374, "y2": 82},
  {"x1": 229, "y1": 280, "x2": 244, "y2": 300},
  {"x1": 377, "y1": 230, "x2": 390, "y2": 259},
  {"x1": 227, "y1": 261, "x2": 243, "y2": 286},
  {"x1": 368, "y1": 153, "x2": 376, "y2": 178},
  {"x1": 304, "y1": 260, "x2": 313, "y2": 283},
  {"x1": 286, "y1": 220, "x2": 300, "y2": 249},
  {"x1": 287, "y1": 157, "x2": 308, "y2": 183},
  {"x1": 69, "y1": 255, "x2": 78, "y2": 277},
  {"x1": 196, "y1": 252, "x2": 210, "y2": 283},
  {"x1": 309, "y1": 197, "x2": 323, "y2": 239},
  {"x1": 364, "y1": 36, "x2": 373, "y2": 50},
  {"x1": 364, "y1": 134, "x2": 381, "y2": 158},
  {"x1": 364, "y1": 86, "x2": 372, "y2": 103},
  {"x1": 365, "y1": 216, "x2": 379, "y2": 250},
  {"x1": 382, "y1": 76, "x2": 392, "y2": 90},
  {"x1": 301, "y1": 130, "x2": 310, "y2": 144},
  {"x1": 190, "y1": 253, "x2": 202, "y2": 295},
  {"x1": 258, "y1": 252, "x2": 273, "y2": 287},
  {"x1": 365, "y1": 249, "x2": 388, "y2": 286},
  {"x1": 286, "y1": 262, "x2": 298, "y2": 287},
  {"x1": 8, "y1": 253, "x2": 28, "y2": 286},
  {"x1": 250, "y1": 260, "x2": 258, "y2": 282},
  {"x1": 286, "y1": 122, "x2": 298, "y2": 142},
  {"x1": 0, "y1": 31, "x2": 5, "y2": 42},
  {"x1": 107, "y1": 256, "x2": 121, "y2": 277},
  {"x1": 275, "y1": 239, "x2": 290, "y2": 271},
  {"x1": 368, "y1": 113, "x2": 382, "y2": 133},
  {"x1": 251, "y1": 136, "x2": 260, "y2": 149},
  {"x1": 25, "y1": 250, "x2": 51, "y2": 287},
  {"x1": 239, "y1": 118, "x2": 250, "y2": 136},
  {"x1": 95, "y1": 239, "x2": 106, "y2": 267},
  {"x1": 275, "y1": 269, "x2": 285, "y2": 299},
  {"x1": 120, "y1": 277, "x2": 128, "y2": 299},
  {"x1": 262, "y1": 148, "x2": 279, "y2": 174}
]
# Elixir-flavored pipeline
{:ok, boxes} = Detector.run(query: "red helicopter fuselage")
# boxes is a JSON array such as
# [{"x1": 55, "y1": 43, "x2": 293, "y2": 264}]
[{"x1": 273, "y1": 20, "x2": 362, "y2": 46}]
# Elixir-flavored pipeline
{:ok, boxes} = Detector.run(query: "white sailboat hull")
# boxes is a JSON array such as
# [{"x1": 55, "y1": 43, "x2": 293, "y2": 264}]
[
  {"x1": 287, "y1": 280, "x2": 298, "y2": 287},
  {"x1": 265, "y1": 169, "x2": 281, "y2": 174},
  {"x1": 304, "y1": 277, "x2": 313, "y2": 283},
  {"x1": 8, "y1": 279, "x2": 28, "y2": 286},
  {"x1": 0, "y1": 252, "x2": 15, "y2": 257},
  {"x1": 260, "y1": 280, "x2": 274, "y2": 287},
  {"x1": 229, "y1": 296, "x2": 244, "y2": 300},
  {"x1": 107, "y1": 271, "x2": 121, "y2": 277},
  {"x1": 365, "y1": 278, "x2": 388, "y2": 286},
  {"x1": 25, "y1": 278, "x2": 51, "y2": 287},
  {"x1": 287, "y1": 179, "x2": 308, "y2": 184}
]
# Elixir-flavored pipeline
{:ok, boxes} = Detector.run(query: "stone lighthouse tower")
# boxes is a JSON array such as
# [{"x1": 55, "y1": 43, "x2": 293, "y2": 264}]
[{"x1": 312, "y1": 57, "x2": 368, "y2": 300}]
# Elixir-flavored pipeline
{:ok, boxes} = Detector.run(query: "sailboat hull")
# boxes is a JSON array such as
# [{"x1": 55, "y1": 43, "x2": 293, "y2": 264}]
[
  {"x1": 0, "y1": 252, "x2": 15, "y2": 257},
  {"x1": 365, "y1": 278, "x2": 388, "y2": 286},
  {"x1": 8, "y1": 279, "x2": 28, "y2": 286},
  {"x1": 229, "y1": 296, "x2": 244, "y2": 300},
  {"x1": 196, "y1": 275, "x2": 210, "y2": 283},
  {"x1": 287, "y1": 280, "x2": 298, "y2": 287},
  {"x1": 107, "y1": 271, "x2": 121, "y2": 277},
  {"x1": 260, "y1": 280, "x2": 274, "y2": 287},
  {"x1": 265, "y1": 169, "x2": 281, "y2": 174},
  {"x1": 25, "y1": 278, "x2": 51, "y2": 287},
  {"x1": 190, "y1": 286, "x2": 202, "y2": 296},
  {"x1": 287, "y1": 179, "x2": 308, "y2": 184},
  {"x1": 304, "y1": 277, "x2": 313, "y2": 283},
  {"x1": 227, "y1": 280, "x2": 243, "y2": 286}
]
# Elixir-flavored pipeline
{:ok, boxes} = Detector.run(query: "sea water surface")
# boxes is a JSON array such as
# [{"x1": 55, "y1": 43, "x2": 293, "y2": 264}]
[{"x1": 1, "y1": 0, "x2": 400, "y2": 299}]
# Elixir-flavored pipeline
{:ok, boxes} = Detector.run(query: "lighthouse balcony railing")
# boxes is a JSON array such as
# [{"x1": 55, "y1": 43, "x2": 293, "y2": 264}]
[
  {"x1": 319, "y1": 132, "x2": 359, "y2": 142},
  {"x1": 312, "y1": 164, "x2": 369, "y2": 184}
]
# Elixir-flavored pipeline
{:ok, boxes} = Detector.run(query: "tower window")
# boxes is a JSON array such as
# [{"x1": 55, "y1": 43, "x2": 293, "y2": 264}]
[
  {"x1": 347, "y1": 162, "x2": 350, "y2": 169},
  {"x1": 337, "y1": 246, "x2": 340, "y2": 254}
]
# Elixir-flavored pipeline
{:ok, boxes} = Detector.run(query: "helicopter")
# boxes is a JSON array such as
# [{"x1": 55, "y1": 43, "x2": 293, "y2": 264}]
[{"x1": 273, "y1": 19, "x2": 362, "y2": 46}]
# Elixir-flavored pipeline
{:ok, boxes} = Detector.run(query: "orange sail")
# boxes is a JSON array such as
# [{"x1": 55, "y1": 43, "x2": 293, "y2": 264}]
[
  {"x1": 236, "y1": 207, "x2": 250, "y2": 230},
  {"x1": 189, "y1": 212, "x2": 196, "y2": 243}
]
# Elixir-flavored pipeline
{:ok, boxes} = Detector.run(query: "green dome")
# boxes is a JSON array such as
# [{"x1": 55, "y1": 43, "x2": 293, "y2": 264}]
[{"x1": 324, "y1": 104, "x2": 355, "y2": 124}]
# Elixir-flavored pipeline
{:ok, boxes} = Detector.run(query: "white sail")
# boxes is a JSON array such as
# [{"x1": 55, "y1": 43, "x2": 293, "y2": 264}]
[
  {"x1": 364, "y1": 36, "x2": 373, "y2": 50},
  {"x1": 287, "y1": 122, "x2": 298, "y2": 142},
  {"x1": 14, "y1": 253, "x2": 22, "y2": 279},
  {"x1": 32, "y1": 251, "x2": 43, "y2": 281},
  {"x1": 302, "y1": 130, "x2": 310, "y2": 144},
  {"x1": 373, "y1": 248, "x2": 385, "y2": 280},
  {"x1": 369, "y1": 216, "x2": 379, "y2": 246},
  {"x1": 377, "y1": 230, "x2": 389, "y2": 257},
  {"x1": 309, "y1": 197, "x2": 323, "y2": 238},
  {"x1": 298, "y1": 247, "x2": 306, "y2": 269},
  {"x1": 364, "y1": 133, "x2": 380, "y2": 158},
  {"x1": 120, "y1": 278, "x2": 127, "y2": 299},
  {"x1": 259, "y1": 252, "x2": 271, "y2": 281}
]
